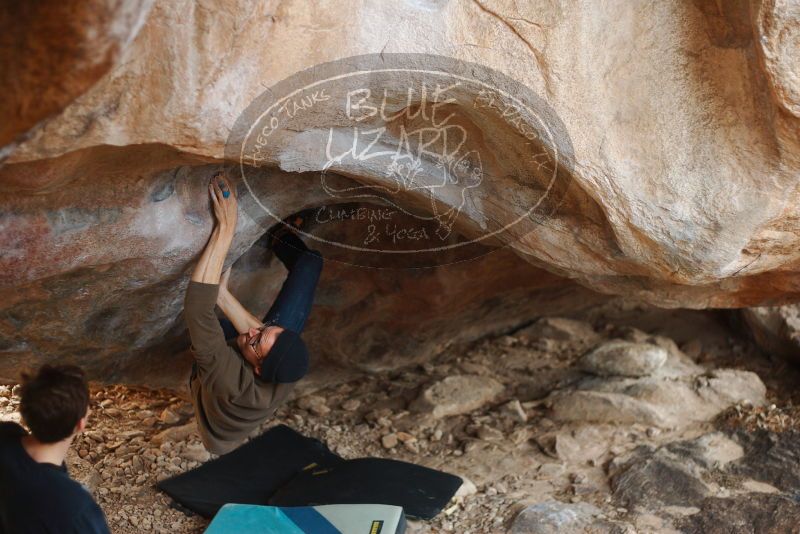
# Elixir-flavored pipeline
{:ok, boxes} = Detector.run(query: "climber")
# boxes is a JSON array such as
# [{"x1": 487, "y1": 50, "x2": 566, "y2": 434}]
[
  {"x1": 0, "y1": 365, "x2": 110, "y2": 534},
  {"x1": 184, "y1": 173, "x2": 323, "y2": 455}
]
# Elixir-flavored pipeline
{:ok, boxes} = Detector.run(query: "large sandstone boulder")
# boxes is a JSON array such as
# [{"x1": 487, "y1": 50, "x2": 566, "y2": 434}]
[
  {"x1": 0, "y1": 0, "x2": 153, "y2": 153},
  {"x1": 548, "y1": 343, "x2": 767, "y2": 428},
  {"x1": 0, "y1": 0, "x2": 799, "y2": 383}
]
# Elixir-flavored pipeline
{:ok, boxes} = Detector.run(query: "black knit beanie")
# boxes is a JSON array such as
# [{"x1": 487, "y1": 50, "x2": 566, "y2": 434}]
[{"x1": 259, "y1": 330, "x2": 309, "y2": 383}]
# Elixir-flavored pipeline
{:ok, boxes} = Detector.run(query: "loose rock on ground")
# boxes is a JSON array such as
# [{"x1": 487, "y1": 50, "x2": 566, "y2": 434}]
[{"x1": 2, "y1": 299, "x2": 799, "y2": 533}]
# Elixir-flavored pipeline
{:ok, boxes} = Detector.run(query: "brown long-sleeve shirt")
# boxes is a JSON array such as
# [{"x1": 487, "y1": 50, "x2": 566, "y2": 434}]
[{"x1": 184, "y1": 281, "x2": 294, "y2": 455}]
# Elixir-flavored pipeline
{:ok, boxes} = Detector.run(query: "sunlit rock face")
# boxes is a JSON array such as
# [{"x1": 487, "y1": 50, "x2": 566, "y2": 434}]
[
  {"x1": 1, "y1": 0, "x2": 799, "y2": 384},
  {"x1": 0, "y1": 0, "x2": 153, "y2": 154}
]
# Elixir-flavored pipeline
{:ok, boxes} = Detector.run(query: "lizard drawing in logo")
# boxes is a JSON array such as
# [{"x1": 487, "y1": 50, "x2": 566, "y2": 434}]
[{"x1": 319, "y1": 120, "x2": 484, "y2": 241}]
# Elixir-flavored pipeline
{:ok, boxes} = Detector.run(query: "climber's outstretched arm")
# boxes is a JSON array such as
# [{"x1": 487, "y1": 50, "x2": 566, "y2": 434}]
[
  {"x1": 184, "y1": 174, "x2": 240, "y2": 367},
  {"x1": 191, "y1": 174, "x2": 236, "y2": 284}
]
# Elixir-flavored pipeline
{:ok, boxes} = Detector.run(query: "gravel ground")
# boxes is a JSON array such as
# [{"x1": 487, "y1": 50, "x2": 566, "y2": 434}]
[{"x1": 2, "y1": 300, "x2": 797, "y2": 533}]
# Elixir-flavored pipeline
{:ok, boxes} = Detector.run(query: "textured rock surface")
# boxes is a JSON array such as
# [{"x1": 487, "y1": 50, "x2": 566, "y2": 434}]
[
  {"x1": 756, "y1": 0, "x2": 800, "y2": 117},
  {"x1": 609, "y1": 432, "x2": 744, "y2": 509},
  {"x1": 548, "y1": 345, "x2": 767, "y2": 428},
  {"x1": 579, "y1": 340, "x2": 668, "y2": 378},
  {"x1": 728, "y1": 429, "x2": 800, "y2": 492},
  {"x1": 508, "y1": 501, "x2": 622, "y2": 534},
  {"x1": 0, "y1": 0, "x2": 153, "y2": 152},
  {"x1": 516, "y1": 318, "x2": 601, "y2": 346},
  {"x1": 677, "y1": 493, "x2": 800, "y2": 534},
  {"x1": 1, "y1": 0, "x2": 800, "y2": 382},
  {"x1": 0, "y1": 172, "x2": 603, "y2": 384},
  {"x1": 740, "y1": 304, "x2": 800, "y2": 363},
  {"x1": 610, "y1": 428, "x2": 800, "y2": 533},
  {"x1": 3, "y1": 0, "x2": 800, "y2": 302},
  {"x1": 410, "y1": 375, "x2": 504, "y2": 419}
]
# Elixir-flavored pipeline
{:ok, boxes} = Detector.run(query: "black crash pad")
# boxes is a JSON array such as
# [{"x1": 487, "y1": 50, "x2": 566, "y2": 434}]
[
  {"x1": 157, "y1": 424, "x2": 462, "y2": 521},
  {"x1": 157, "y1": 425, "x2": 342, "y2": 518},
  {"x1": 269, "y1": 457, "x2": 463, "y2": 520}
]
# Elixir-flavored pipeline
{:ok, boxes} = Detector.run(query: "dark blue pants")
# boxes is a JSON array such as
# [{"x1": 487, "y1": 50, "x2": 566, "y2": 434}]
[{"x1": 219, "y1": 232, "x2": 323, "y2": 338}]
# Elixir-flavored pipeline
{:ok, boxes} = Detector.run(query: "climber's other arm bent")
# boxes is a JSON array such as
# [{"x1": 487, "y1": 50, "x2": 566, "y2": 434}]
[{"x1": 216, "y1": 268, "x2": 263, "y2": 334}]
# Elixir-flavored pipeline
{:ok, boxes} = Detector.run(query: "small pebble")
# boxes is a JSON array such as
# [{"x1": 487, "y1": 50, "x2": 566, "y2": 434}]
[{"x1": 381, "y1": 433, "x2": 398, "y2": 449}]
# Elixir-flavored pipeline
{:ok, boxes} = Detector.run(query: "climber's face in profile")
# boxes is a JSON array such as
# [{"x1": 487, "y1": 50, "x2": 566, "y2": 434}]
[{"x1": 236, "y1": 324, "x2": 284, "y2": 375}]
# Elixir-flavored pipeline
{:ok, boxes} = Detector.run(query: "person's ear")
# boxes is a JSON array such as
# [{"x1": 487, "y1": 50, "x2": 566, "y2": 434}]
[
  {"x1": 248, "y1": 327, "x2": 259, "y2": 337},
  {"x1": 75, "y1": 415, "x2": 88, "y2": 434}
]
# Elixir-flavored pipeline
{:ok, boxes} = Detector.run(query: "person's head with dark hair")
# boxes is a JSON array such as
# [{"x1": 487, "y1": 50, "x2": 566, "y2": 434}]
[{"x1": 19, "y1": 365, "x2": 90, "y2": 443}]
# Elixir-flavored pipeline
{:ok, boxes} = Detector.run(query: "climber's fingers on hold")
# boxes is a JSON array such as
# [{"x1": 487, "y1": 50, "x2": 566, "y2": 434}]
[
  {"x1": 214, "y1": 172, "x2": 234, "y2": 200},
  {"x1": 209, "y1": 181, "x2": 225, "y2": 221}
]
